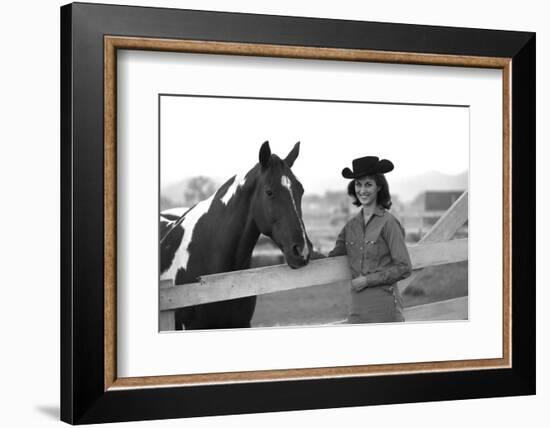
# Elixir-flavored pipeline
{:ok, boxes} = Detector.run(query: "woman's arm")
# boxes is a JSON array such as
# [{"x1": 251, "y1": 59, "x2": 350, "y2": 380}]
[{"x1": 328, "y1": 226, "x2": 347, "y2": 257}]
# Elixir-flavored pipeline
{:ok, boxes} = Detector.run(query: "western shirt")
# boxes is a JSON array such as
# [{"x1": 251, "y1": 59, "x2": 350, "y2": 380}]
[{"x1": 329, "y1": 205, "x2": 412, "y2": 287}]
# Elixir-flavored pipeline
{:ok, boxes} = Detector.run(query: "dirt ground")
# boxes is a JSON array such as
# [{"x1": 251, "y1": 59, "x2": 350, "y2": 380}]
[{"x1": 251, "y1": 261, "x2": 468, "y2": 327}]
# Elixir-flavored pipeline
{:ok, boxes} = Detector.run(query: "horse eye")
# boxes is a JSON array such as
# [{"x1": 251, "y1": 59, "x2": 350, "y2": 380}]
[{"x1": 265, "y1": 189, "x2": 273, "y2": 197}]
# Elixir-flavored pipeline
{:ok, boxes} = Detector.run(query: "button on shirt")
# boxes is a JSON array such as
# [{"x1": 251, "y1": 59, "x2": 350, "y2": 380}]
[{"x1": 329, "y1": 205, "x2": 412, "y2": 286}]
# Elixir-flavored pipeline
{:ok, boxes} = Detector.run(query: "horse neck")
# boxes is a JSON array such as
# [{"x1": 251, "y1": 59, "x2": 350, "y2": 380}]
[
  {"x1": 210, "y1": 169, "x2": 261, "y2": 269},
  {"x1": 232, "y1": 216, "x2": 260, "y2": 269}
]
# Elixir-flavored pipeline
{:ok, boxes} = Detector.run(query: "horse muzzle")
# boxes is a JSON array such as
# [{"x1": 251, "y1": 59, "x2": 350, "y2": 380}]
[{"x1": 284, "y1": 241, "x2": 311, "y2": 269}]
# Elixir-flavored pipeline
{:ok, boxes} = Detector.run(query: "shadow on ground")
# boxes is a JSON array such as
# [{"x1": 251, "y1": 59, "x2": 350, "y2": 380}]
[{"x1": 35, "y1": 405, "x2": 59, "y2": 420}]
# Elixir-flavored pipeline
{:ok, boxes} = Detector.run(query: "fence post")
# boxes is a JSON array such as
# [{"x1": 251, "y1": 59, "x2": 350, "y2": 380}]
[{"x1": 159, "y1": 279, "x2": 176, "y2": 331}]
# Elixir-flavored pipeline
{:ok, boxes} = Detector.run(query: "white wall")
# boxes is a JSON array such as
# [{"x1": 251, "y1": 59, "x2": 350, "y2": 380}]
[{"x1": 0, "y1": 1, "x2": 546, "y2": 427}]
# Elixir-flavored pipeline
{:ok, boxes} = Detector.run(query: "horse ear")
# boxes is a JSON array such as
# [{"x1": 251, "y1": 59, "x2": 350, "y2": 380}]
[
  {"x1": 284, "y1": 141, "x2": 300, "y2": 168},
  {"x1": 259, "y1": 141, "x2": 271, "y2": 168}
]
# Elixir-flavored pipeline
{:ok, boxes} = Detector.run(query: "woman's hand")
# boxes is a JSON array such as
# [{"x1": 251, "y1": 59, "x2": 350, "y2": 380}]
[
  {"x1": 351, "y1": 275, "x2": 368, "y2": 292},
  {"x1": 310, "y1": 250, "x2": 327, "y2": 260}
]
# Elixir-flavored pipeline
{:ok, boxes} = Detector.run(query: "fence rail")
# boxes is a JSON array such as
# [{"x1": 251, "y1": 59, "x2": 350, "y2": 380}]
[
  {"x1": 404, "y1": 296, "x2": 468, "y2": 321},
  {"x1": 160, "y1": 238, "x2": 467, "y2": 310}
]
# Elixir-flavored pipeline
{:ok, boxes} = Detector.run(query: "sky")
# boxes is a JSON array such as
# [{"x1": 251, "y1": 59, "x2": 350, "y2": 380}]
[{"x1": 160, "y1": 95, "x2": 469, "y2": 196}]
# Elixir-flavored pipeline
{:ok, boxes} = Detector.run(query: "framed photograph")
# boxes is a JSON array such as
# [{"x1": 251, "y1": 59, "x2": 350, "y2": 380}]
[{"x1": 61, "y1": 2, "x2": 535, "y2": 424}]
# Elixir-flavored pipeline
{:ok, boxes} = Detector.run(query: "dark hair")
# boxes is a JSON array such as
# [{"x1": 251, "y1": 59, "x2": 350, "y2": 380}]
[{"x1": 347, "y1": 173, "x2": 392, "y2": 209}]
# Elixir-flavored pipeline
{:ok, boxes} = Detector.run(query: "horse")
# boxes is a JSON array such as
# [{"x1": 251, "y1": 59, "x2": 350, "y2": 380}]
[{"x1": 160, "y1": 141, "x2": 313, "y2": 330}]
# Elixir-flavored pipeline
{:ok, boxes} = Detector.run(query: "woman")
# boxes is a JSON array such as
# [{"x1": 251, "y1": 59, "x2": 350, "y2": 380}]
[{"x1": 329, "y1": 156, "x2": 412, "y2": 323}]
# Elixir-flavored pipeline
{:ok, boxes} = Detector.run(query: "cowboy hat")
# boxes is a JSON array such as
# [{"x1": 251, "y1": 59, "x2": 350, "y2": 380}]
[{"x1": 341, "y1": 156, "x2": 394, "y2": 179}]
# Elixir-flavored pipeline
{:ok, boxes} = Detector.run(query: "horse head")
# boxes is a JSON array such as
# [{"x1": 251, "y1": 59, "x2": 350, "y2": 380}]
[{"x1": 252, "y1": 141, "x2": 313, "y2": 269}]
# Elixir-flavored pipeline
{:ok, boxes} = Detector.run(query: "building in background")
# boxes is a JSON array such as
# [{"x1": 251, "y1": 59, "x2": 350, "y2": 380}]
[{"x1": 399, "y1": 190, "x2": 467, "y2": 241}]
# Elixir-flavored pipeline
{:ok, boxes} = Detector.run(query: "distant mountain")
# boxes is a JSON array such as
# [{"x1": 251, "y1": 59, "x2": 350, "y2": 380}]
[{"x1": 391, "y1": 170, "x2": 468, "y2": 203}]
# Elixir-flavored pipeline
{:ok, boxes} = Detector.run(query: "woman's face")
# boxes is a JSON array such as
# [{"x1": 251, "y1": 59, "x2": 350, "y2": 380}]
[{"x1": 354, "y1": 176, "x2": 379, "y2": 207}]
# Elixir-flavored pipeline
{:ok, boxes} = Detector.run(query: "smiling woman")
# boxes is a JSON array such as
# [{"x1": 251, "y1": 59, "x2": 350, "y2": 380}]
[{"x1": 329, "y1": 156, "x2": 412, "y2": 323}]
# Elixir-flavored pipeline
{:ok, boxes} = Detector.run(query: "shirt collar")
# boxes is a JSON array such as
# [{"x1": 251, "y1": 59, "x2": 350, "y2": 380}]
[
  {"x1": 353, "y1": 205, "x2": 385, "y2": 224},
  {"x1": 361, "y1": 205, "x2": 385, "y2": 217}
]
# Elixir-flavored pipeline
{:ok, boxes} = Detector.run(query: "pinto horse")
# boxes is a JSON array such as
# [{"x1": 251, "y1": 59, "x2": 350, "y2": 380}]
[{"x1": 160, "y1": 141, "x2": 312, "y2": 330}]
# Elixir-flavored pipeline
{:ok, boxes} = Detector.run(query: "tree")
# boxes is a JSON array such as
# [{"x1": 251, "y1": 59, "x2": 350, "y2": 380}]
[{"x1": 183, "y1": 176, "x2": 217, "y2": 206}]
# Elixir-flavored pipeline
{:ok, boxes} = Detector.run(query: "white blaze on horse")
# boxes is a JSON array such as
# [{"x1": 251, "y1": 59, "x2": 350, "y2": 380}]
[{"x1": 160, "y1": 141, "x2": 312, "y2": 330}]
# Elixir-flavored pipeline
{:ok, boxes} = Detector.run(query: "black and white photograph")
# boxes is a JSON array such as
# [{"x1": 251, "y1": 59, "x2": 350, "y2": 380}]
[{"x1": 158, "y1": 94, "x2": 469, "y2": 331}]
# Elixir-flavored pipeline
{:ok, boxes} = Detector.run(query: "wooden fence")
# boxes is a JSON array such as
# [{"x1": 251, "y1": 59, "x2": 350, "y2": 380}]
[{"x1": 160, "y1": 191, "x2": 469, "y2": 330}]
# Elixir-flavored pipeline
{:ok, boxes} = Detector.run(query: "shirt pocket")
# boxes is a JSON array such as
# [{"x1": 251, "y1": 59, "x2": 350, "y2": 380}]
[
  {"x1": 345, "y1": 239, "x2": 359, "y2": 255},
  {"x1": 363, "y1": 237, "x2": 386, "y2": 272},
  {"x1": 364, "y1": 238, "x2": 383, "y2": 258}
]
